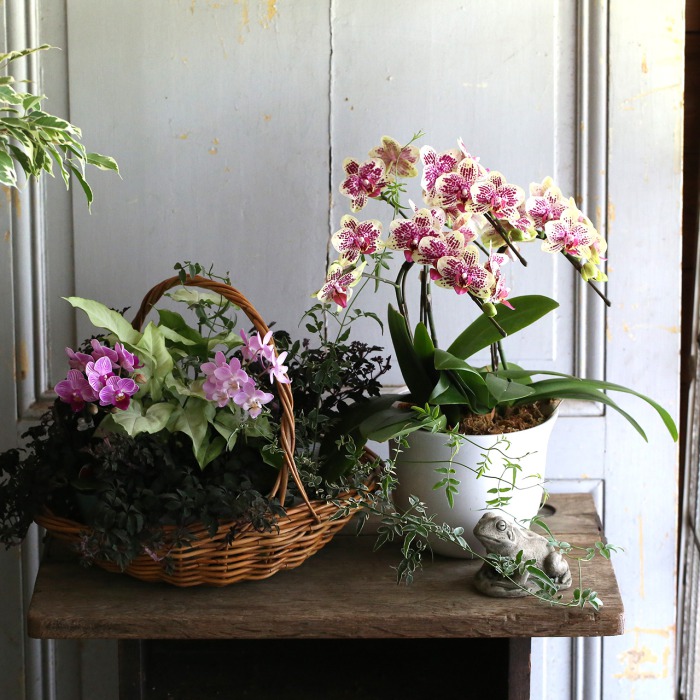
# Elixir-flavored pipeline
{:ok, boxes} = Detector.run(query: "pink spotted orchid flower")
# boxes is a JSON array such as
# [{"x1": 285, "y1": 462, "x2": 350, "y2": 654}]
[
  {"x1": 331, "y1": 215, "x2": 383, "y2": 264},
  {"x1": 339, "y1": 158, "x2": 388, "y2": 212},
  {"x1": 315, "y1": 261, "x2": 365, "y2": 310},
  {"x1": 543, "y1": 206, "x2": 596, "y2": 257},
  {"x1": 369, "y1": 135, "x2": 420, "y2": 180},
  {"x1": 432, "y1": 245, "x2": 495, "y2": 298},
  {"x1": 386, "y1": 207, "x2": 444, "y2": 262},
  {"x1": 469, "y1": 171, "x2": 525, "y2": 223}
]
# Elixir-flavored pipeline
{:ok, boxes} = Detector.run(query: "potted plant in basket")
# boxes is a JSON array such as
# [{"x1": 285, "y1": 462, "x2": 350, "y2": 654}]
[
  {"x1": 311, "y1": 132, "x2": 678, "y2": 602},
  {"x1": 0, "y1": 262, "x2": 385, "y2": 586}
]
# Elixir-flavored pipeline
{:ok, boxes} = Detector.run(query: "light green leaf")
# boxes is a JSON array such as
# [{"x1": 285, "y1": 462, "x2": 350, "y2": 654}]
[
  {"x1": 109, "y1": 402, "x2": 176, "y2": 436},
  {"x1": 0, "y1": 151, "x2": 17, "y2": 187},
  {"x1": 170, "y1": 398, "x2": 215, "y2": 458},
  {"x1": 63, "y1": 296, "x2": 141, "y2": 345},
  {"x1": 194, "y1": 435, "x2": 226, "y2": 469},
  {"x1": 167, "y1": 288, "x2": 229, "y2": 307},
  {"x1": 86, "y1": 152, "x2": 120, "y2": 174}
]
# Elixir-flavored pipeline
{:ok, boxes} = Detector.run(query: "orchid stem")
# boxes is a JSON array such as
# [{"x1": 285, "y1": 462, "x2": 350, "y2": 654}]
[
  {"x1": 470, "y1": 294, "x2": 507, "y2": 337},
  {"x1": 485, "y1": 213, "x2": 528, "y2": 267}
]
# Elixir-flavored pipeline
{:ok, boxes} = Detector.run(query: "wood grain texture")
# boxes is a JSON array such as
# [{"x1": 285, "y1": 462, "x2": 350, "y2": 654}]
[{"x1": 27, "y1": 494, "x2": 623, "y2": 641}]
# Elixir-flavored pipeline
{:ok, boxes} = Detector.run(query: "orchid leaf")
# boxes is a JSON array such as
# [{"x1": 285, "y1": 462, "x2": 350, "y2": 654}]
[
  {"x1": 387, "y1": 304, "x2": 435, "y2": 403},
  {"x1": 515, "y1": 376, "x2": 678, "y2": 441},
  {"x1": 484, "y1": 373, "x2": 535, "y2": 403},
  {"x1": 360, "y1": 405, "x2": 446, "y2": 443},
  {"x1": 447, "y1": 295, "x2": 559, "y2": 360}
]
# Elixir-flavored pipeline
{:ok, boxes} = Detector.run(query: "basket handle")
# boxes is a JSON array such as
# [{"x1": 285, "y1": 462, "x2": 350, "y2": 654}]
[{"x1": 130, "y1": 274, "x2": 317, "y2": 518}]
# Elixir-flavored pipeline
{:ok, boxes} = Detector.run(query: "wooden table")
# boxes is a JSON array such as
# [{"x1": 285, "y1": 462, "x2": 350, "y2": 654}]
[{"x1": 27, "y1": 493, "x2": 624, "y2": 700}]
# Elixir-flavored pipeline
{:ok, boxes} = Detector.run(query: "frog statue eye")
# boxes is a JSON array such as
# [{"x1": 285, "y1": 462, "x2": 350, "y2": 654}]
[{"x1": 496, "y1": 519, "x2": 507, "y2": 531}]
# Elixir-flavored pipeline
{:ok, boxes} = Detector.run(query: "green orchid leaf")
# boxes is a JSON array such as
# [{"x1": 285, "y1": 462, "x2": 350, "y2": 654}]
[
  {"x1": 359, "y1": 405, "x2": 446, "y2": 443},
  {"x1": 447, "y1": 295, "x2": 559, "y2": 360},
  {"x1": 516, "y1": 380, "x2": 649, "y2": 440},
  {"x1": 433, "y1": 349, "x2": 492, "y2": 409},
  {"x1": 518, "y1": 376, "x2": 678, "y2": 442},
  {"x1": 428, "y1": 373, "x2": 474, "y2": 406},
  {"x1": 388, "y1": 304, "x2": 436, "y2": 403},
  {"x1": 484, "y1": 373, "x2": 535, "y2": 403},
  {"x1": 63, "y1": 296, "x2": 141, "y2": 346}
]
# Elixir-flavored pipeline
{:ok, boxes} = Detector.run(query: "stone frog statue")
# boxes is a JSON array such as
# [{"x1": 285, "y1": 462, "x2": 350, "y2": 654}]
[{"x1": 472, "y1": 511, "x2": 572, "y2": 598}]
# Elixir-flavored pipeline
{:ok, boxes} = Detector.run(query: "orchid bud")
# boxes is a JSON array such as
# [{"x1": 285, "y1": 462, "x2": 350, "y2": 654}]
[
  {"x1": 581, "y1": 262, "x2": 598, "y2": 282},
  {"x1": 481, "y1": 302, "x2": 497, "y2": 317},
  {"x1": 87, "y1": 403, "x2": 99, "y2": 415},
  {"x1": 133, "y1": 373, "x2": 147, "y2": 384}
]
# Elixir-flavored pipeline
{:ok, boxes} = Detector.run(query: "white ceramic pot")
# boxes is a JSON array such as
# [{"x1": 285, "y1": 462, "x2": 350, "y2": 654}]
[{"x1": 391, "y1": 403, "x2": 560, "y2": 558}]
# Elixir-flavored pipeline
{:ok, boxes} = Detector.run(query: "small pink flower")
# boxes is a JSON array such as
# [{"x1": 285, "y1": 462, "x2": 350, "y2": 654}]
[
  {"x1": 115, "y1": 343, "x2": 142, "y2": 373},
  {"x1": 90, "y1": 339, "x2": 119, "y2": 366},
  {"x1": 98, "y1": 376, "x2": 139, "y2": 411},
  {"x1": 339, "y1": 158, "x2": 388, "y2": 212},
  {"x1": 239, "y1": 330, "x2": 275, "y2": 364},
  {"x1": 331, "y1": 215, "x2": 383, "y2": 264},
  {"x1": 55, "y1": 369, "x2": 98, "y2": 412},
  {"x1": 65, "y1": 347, "x2": 93, "y2": 372},
  {"x1": 266, "y1": 351, "x2": 291, "y2": 385},
  {"x1": 201, "y1": 352, "x2": 250, "y2": 407},
  {"x1": 233, "y1": 379, "x2": 274, "y2": 419}
]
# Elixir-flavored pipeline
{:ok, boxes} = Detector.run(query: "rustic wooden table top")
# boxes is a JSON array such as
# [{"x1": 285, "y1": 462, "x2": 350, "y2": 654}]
[{"x1": 27, "y1": 492, "x2": 624, "y2": 641}]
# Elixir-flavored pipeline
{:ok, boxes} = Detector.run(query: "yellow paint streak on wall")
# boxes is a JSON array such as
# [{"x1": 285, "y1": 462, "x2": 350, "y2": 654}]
[
  {"x1": 17, "y1": 340, "x2": 29, "y2": 381},
  {"x1": 4, "y1": 229, "x2": 9, "y2": 242},
  {"x1": 12, "y1": 188, "x2": 21, "y2": 217},
  {"x1": 614, "y1": 626, "x2": 672, "y2": 681},
  {"x1": 261, "y1": 0, "x2": 278, "y2": 28},
  {"x1": 178, "y1": 133, "x2": 190, "y2": 140},
  {"x1": 234, "y1": 0, "x2": 250, "y2": 43},
  {"x1": 262, "y1": 114, "x2": 272, "y2": 122},
  {"x1": 638, "y1": 516, "x2": 645, "y2": 598},
  {"x1": 209, "y1": 138, "x2": 219, "y2": 155}
]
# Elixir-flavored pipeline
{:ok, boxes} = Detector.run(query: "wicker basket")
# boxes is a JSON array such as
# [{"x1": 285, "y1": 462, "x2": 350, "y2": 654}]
[{"x1": 35, "y1": 274, "x2": 378, "y2": 587}]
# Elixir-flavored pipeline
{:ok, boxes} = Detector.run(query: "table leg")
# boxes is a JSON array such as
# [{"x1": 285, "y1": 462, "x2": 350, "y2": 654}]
[
  {"x1": 508, "y1": 637, "x2": 532, "y2": 700},
  {"x1": 118, "y1": 640, "x2": 146, "y2": 700}
]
